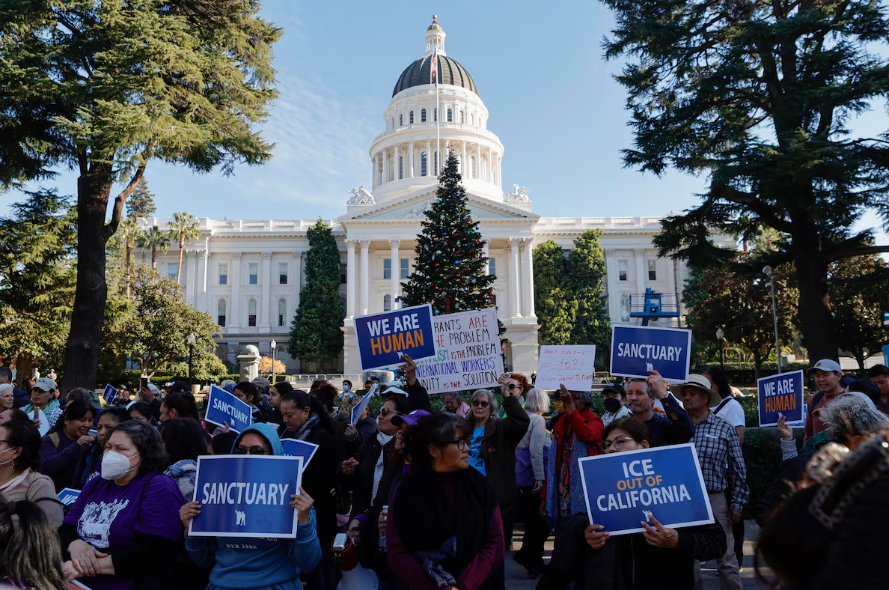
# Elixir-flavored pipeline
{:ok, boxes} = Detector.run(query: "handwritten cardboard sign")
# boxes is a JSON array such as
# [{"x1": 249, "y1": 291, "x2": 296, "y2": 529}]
[{"x1": 535, "y1": 345, "x2": 597, "y2": 390}]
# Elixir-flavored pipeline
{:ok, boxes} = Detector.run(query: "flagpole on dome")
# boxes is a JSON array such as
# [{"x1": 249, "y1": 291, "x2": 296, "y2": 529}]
[{"x1": 433, "y1": 15, "x2": 440, "y2": 175}]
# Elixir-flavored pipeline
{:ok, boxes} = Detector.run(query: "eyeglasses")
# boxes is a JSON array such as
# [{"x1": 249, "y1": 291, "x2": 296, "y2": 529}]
[
  {"x1": 446, "y1": 438, "x2": 469, "y2": 450},
  {"x1": 472, "y1": 400, "x2": 490, "y2": 408},
  {"x1": 507, "y1": 384, "x2": 518, "y2": 390},
  {"x1": 233, "y1": 445, "x2": 268, "y2": 455},
  {"x1": 346, "y1": 527, "x2": 361, "y2": 533},
  {"x1": 600, "y1": 436, "x2": 635, "y2": 452},
  {"x1": 379, "y1": 407, "x2": 398, "y2": 417}
]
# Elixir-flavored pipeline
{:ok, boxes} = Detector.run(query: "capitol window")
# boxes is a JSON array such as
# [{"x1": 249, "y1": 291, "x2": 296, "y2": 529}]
[
  {"x1": 248, "y1": 299, "x2": 257, "y2": 327},
  {"x1": 399, "y1": 156, "x2": 403, "y2": 179},
  {"x1": 278, "y1": 299, "x2": 286, "y2": 327},
  {"x1": 460, "y1": 111, "x2": 464, "y2": 123},
  {"x1": 219, "y1": 264, "x2": 228, "y2": 285},
  {"x1": 217, "y1": 299, "x2": 226, "y2": 327},
  {"x1": 421, "y1": 108, "x2": 427, "y2": 122},
  {"x1": 399, "y1": 113, "x2": 403, "y2": 126},
  {"x1": 400, "y1": 258, "x2": 409, "y2": 279},
  {"x1": 434, "y1": 108, "x2": 437, "y2": 122},
  {"x1": 167, "y1": 263, "x2": 178, "y2": 281},
  {"x1": 470, "y1": 156, "x2": 475, "y2": 179},
  {"x1": 648, "y1": 260, "x2": 657, "y2": 281},
  {"x1": 620, "y1": 294, "x2": 630, "y2": 322},
  {"x1": 409, "y1": 111, "x2": 414, "y2": 124},
  {"x1": 489, "y1": 258, "x2": 496, "y2": 276},
  {"x1": 383, "y1": 294, "x2": 391, "y2": 312},
  {"x1": 421, "y1": 152, "x2": 427, "y2": 176},
  {"x1": 618, "y1": 259, "x2": 628, "y2": 281},
  {"x1": 447, "y1": 108, "x2": 453, "y2": 122},
  {"x1": 384, "y1": 258, "x2": 392, "y2": 280},
  {"x1": 279, "y1": 262, "x2": 288, "y2": 285},
  {"x1": 248, "y1": 263, "x2": 258, "y2": 285}
]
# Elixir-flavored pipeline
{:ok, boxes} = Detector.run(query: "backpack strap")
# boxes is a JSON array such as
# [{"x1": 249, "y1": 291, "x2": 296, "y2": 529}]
[
  {"x1": 712, "y1": 397, "x2": 733, "y2": 415},
  {"x1": 49, "y1": 432, "x2": 60, "y2": 449},
  {"x1": 811, "y1": 391, "x2": 825, "y2": 413}
]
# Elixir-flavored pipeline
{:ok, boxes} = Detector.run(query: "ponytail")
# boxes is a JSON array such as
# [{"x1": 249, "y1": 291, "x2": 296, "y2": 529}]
[{"x1": 0, "y1": 494, "x2": 68, "y2": 590}]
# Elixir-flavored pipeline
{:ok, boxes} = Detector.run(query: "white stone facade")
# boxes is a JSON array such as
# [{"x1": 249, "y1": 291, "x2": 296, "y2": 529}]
[{"x1": 136, "y1": 19, "x2": 734, "y2": 375}]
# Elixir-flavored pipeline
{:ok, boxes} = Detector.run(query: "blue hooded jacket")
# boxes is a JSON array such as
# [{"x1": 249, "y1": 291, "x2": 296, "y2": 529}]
[{"x1": 184, "y1": 423, "x2": 321, "y2": 590}]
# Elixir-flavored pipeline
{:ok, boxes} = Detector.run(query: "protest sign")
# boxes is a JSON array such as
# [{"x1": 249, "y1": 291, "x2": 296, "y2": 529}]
[
  {"x1": 205, "y1": 385, "x2": 252, "y2": 433},
  {"x1": 58, "y1": 488, "x2": 81, "y2": 506},
  {"x1": 281, "y1": 439, "x2": 319, "y2": 471},
  {"x1": 415, "y1": 308, "x2": 504, "y2": 393},
  {"x1": 610, "y1": 326, "x2": 692, "y2": 382},
  {"x1": 189, "y1": 455, "x2": 304, "y2": 538},
  {"x1": 33, "y1": 407, "x2": 49, "y2": 437},
  {"x1": 757, "y1": 370, "x2": 804, "y2": 427},
  {"x1": 787, "y1": 404, "x2": 807, "y2": 428},
  {"x1": 350, "y1": 384, "x2": 378, "y2": 425},
  {"x1": 102, "y1": 384, "x2": 118, "y2": 405},
  {"x1": 579, "y1": 443, "x2": 713, "y2": 536},
  {"x1": 535, "y1": 345, "x2": 597, "y2": 390},
  {"x1": 354, "y1": 305, "x2": 437, "y2": 371}
]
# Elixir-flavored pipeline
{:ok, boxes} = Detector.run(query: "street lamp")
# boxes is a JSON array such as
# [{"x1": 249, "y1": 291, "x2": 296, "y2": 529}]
[
  {"x1": 763, "y1": 266, "x2": 782, "y2": 374},
  {"x1": 716, "y1": 327, "x2": 725, "y2": 372},
  {"x1": 187, "y1": 333, "x2": 196, "y2": 389},
  {"x1": 270, "y1": 339, "x2": 277, "y2": 384}
]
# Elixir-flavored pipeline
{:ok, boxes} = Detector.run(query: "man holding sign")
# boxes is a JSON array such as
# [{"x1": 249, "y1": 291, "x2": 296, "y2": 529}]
[
  {"x1": 181, "y1": 423, "x2": 321, "y2": 589},
  {"x1": 539, "y1": 418, "x2": 726, "y2": 589}
]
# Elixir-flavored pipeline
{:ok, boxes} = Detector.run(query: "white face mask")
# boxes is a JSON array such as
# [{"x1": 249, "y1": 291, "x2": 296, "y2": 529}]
[
  {"x1": 0, "y1": 446, "x2": 16, "y2": 467},
  {"x1": 101, "y1": 450, "x2": 140, "y2": 480}
]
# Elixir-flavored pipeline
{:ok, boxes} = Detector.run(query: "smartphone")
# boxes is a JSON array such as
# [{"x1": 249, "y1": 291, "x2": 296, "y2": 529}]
[
  {"x1": 332, "y1": 532, "x2": 348, "y2": 552},
  {"x1": 140, "y1": 377, "x2": 149, "y2": 388}
]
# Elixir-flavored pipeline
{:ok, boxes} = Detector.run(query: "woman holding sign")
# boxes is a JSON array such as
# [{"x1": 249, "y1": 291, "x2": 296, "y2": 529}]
[
  {"x1": 538, "y1": 418, "x2": 727, "y2": 590},
  {"x1": 180, "y1": 423, "x2": 320, "y2": 590}
]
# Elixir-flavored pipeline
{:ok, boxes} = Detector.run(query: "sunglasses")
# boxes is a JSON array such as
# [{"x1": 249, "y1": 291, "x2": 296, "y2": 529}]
[
  {"x1": 472, "y1": 400, "x2": 490, "y2": 408},
  {"x1": 507, "y1": 384, "x2": 519, "y2": 390},
  {"x1": 379, "y1": 407, "x2": 399, "y2": 417},
  {"x1": 233, "y1": 445, "x2": 268, "y2": 455}
]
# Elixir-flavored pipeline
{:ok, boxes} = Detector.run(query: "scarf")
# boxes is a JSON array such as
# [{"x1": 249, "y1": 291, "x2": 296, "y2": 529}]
[
  {"x1": 295, "y1": 413, "x2": 320, "y2": 441},
  {"x1": 393, "y1": 468, "x2": 497, "y2": 576},
  {"x1": 412, "y1": 536, "x2": 458, "y2": 588},
  {"x1": 372, "y1": 432, "x2": 395, "y2": 502},
  {"x1": 545, "y1": 412, "x2": 595, "y2": 529}
]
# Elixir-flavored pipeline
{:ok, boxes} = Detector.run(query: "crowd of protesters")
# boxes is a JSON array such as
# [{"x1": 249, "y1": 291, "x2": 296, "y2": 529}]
[{"x1": 0, "y1": 357, "x2": 888, "y2": 589}]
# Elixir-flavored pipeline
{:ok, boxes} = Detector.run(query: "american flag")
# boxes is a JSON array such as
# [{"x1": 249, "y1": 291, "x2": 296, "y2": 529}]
[{"x1": 430, "y1": 55, "x2": 437, "y2": 84}]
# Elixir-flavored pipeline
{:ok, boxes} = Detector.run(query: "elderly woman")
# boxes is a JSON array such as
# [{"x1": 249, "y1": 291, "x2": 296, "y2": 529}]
[
  {"x1": 0, "y1": 383, "x2": 14, "y2": 411},
  {"x1": 513, "y1": 388, "x2": 551, "y2": 575},
  {"x1": 468, "y1": 375, "x2": 530, "y2": 581},
  {"x1": 544, "y1": 385, "x2": 604, "y2": 530},
  {"x1": 442, "y1": 391, "x2": 471, "y2": 418}
]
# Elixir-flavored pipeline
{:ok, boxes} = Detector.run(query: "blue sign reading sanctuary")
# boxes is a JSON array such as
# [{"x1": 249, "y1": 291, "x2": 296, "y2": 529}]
[
  {"x1": 757, "y1": 370, "x2": 804, "y2": 427},
  {"x1": 189, "y1": 455, "x2": 304, "y2": 538},
  {"x1": 205, "y1": 385, "x2": 252, "y2": 433},
  {"x1": 610, "y1": 326, "x2": 692, "y2": 382},
  {"x1": 579, "y1": 444, "x2": 713, "y2": 536},
  {"x1": 354, "y1": 304, "x2": 437, "y2": 371}
]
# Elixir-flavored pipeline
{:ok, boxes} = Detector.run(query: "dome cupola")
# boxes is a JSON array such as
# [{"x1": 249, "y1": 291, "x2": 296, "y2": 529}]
[{"x1": 392, "y1": 16, "x2": 478, "y2": 97}]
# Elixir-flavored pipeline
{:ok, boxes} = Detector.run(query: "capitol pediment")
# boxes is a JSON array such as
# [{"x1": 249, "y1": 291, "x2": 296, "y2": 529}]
[{"x1": 338, "y1": 190, "x2": 539, "y2": 225}]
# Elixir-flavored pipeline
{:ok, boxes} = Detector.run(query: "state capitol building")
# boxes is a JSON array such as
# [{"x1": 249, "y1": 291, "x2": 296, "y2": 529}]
[{"x1": 137, "y1": 18, "x2": 733, "y2": 376}]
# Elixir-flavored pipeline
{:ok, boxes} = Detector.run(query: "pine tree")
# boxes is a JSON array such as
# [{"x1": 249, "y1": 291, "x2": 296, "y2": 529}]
[
  {"x1": 401, "y1": 153, "x2": 495, "y2": 315},
  {"x1": 288, "y1": 221, "x2": 344, "y2": 369},
  {"x1": 126, "y1": 177, "x2": 157, "y2": 220},
  {"x1": 568, "y1": 230, "x2": 611, "y2": 349}
]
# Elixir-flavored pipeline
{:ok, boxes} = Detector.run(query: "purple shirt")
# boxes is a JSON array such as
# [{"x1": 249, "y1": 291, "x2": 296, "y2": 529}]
[{"x1": 63, "y1": 471, "x2": 185, "y2": 590}]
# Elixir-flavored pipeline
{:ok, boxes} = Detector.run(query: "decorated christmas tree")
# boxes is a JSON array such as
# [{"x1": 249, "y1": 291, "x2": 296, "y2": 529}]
[{"x1": 400, "y1": 152, "x2": 496, "y2": 315}]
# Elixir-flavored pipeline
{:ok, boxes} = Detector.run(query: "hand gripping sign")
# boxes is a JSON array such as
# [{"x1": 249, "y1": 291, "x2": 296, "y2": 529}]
[
  {"x1": 189, "y1": 455, "x2": 304, "y2": 538},
  {"x1": 610, "y1": 325, "x2": 692, "y2": 383},
  {"x1": 354, "y1": 304, "x2": 438, "y2": 371},
  {"x1": 579, "y1": 444, "x2": 714, "y2": 536}
]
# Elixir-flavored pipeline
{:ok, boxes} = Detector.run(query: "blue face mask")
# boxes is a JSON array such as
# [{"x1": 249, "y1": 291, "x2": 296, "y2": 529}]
[{"x1": 343, "y1": 384, "x2": 350, "y2": 392}]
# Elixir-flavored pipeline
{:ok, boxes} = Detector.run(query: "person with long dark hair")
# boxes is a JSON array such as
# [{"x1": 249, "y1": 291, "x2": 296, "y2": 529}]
[
  {"x1": 233, "y1": 381, "x2": 274, "y2": 423},
  {"x1": 0, "y1": 419, "x2": 64, "y2": 528},
  {"x1": 387, "y1": 412, "x2": 504, "y2": 589},
  {"x1": 159, "y1": 391, "x2": 200, "y2": 423},
  {"x1": 60, "y1": 421, "x2": 185, "y2": 590},
  {"x1": 0, "y1": 494, "x2": 69, "y2": 590},
  {"x1": 161, "y1": 418, "x2": 206, "y2": 499},
  {"x1": 279, "y1": 390, "x2": 344, "y2": 590},
  {"x1": 39, "y1": 399, "x2": 96, "y2": 491}
]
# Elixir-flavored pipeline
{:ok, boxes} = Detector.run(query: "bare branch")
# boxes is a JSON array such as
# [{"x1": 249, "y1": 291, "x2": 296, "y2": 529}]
[{"x1": 104, "y1": 151, "x2": 150, "y2": 241}]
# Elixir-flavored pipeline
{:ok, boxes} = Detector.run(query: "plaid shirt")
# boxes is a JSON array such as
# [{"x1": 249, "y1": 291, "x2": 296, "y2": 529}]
[{"x1": 691, "y1": 411, "x2": 749, "y2": 511}]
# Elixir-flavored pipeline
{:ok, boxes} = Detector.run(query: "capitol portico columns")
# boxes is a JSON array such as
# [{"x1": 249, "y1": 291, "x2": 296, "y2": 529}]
[
  {"x1": 508, "y1": 238, "x2": 522, "y2": 318},
  {"x1": 482, "y1": 244, "x2": 490, "y2": 275},
  {"x1": 389, "y1": 239, "x2": 401, "y2": 307},
  {"x1": 359, "y1": 240, "x2": 371, "y2": 315},
  {"x1": 635, "y1": 249, "x2": 646, "y2": 293},
  {"x1": 186, "y1": 250, "x2": 198, "y2": 306},
  {"x1": 520, "y1": 238, "x2": 536, "y2": 318},
  {"x1": 292, "y1": 251, "x2": 304, "y2": 309},
  {"x1": 605, "y1": 249, "x2": 619, "y2": 322},
  {"x1": 230, "y1": 252, "x2": 242, "y2": 330},
  {"x1": 408, "y1": 142, "x2": 414, "y2": 178},
  {"x1": 382, "y1": 151, "x2": 389, "y2": 184},
  {"x1": 425, "y1": 140, "x2": 431, "y2": 176},
  {"x1": 260, "y1": 252, "x2": 272, "y2": 330},
  {"x1": 345, "y1": 240, "x2": 357, "y2": 318}
]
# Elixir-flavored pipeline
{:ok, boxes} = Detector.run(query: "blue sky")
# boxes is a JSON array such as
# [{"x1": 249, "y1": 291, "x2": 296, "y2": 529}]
[{"x1": 3, "y1": 1, "x2": 889, "y2": 237}]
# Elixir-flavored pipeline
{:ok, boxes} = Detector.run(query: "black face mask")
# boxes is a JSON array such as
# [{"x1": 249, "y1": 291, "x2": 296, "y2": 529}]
[{"x1": 603, "y1": 398, "x2": 622, "y2": 413}]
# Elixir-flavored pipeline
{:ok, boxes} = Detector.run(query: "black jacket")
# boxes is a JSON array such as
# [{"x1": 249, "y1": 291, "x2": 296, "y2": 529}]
[{"x1": 475, "y1": 395, "x2": 530, "y2": 511}]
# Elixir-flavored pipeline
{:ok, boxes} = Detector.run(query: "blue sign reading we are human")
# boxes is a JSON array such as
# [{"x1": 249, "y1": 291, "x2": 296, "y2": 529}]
[
  {"x1": 579, "y1": 444, "x2": 713, "y2": 536},
  {"x1": 205, "y1": 385, "x2": 252, "y2": 433},
  {"x1": 189, "y1": 455, "x2": 304, "y2": 538},
  {"x1": 610, "y1": 326, "x2": 692, "y2": 382},
  {"x1": 354, "y1": 304, "x2": 437, "y2": 371},
  {"x1": 757, "y1": 370, "x2": 804, "y2": 427}
]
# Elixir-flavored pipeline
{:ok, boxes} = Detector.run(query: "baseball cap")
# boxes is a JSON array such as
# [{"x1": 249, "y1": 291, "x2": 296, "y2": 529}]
[
  {"x1": 381, "y1": 383, "x2": 408, "y2": 397},
  {"x1": 808, "y1": 359, "x2": 842, "y2": 374},
  {"x1": 147, "y1": 383, "x2": 160, "y2": 393},
  {"x1": 391, "y1": 409, "x2": 430, "y2": 428},
  {"x1": 252, "y1": 377, "x2": 271, "y2": 389},
  {"x1": 601, "y1": 383, "x2": 627, "y2": 398},
  {"x1": 32, "y1": 377, "x2": 57, "y2": 391},
  {"x1": 671, "y1": 375, "x2": 721, "y2": 407}
]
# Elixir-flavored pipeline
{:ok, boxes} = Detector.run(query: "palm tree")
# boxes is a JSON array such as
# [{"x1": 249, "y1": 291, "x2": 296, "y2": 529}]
[
  {"x1": 117, "y1": 217, "x2": 143, "y2": 298},
  {"x1": 138, "y1": 226, "x2": 170, "y2": 269},
  {"x1": 167, "y1": 211, "x2": 201, "y2": 283}
]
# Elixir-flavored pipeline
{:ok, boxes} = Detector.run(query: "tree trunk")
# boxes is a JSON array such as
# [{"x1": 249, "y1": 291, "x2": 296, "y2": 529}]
[
  {"x1": 792, "y1": 224, "x2": 837, "y2": 362},
  {"x1": 151, "y1": 245, "x2": 157, "y2": 269},
  {"x1": 62, "y1": 168, "x2": 113, "y2": 393},
  {"x1": 855, "y1": 351, "x2": 866, "y2": 373},
  {"x1": 177, "y1": 237, "x2": 184, "y2": 283},
  {"x1": 125, "y1": 241, "x2": 132, "y2": 299},
  {"x1": 753, "y1": 353, "x2": 762, "y2": 382}
]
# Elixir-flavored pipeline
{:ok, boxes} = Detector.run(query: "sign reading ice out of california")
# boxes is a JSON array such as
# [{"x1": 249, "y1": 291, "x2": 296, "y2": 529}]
[
  {"x1": 354, "y1": 304, "x2": 438, "y2": 371},
  {"x1": 578, "y1": 443, "x2": 714, "y2": 536},
  {"x1": 610, "y1": 325, "x2": 692, "y2": 383},
  {"x1": 757, "y1": 370, "x2": 804, "y2": 427}
]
